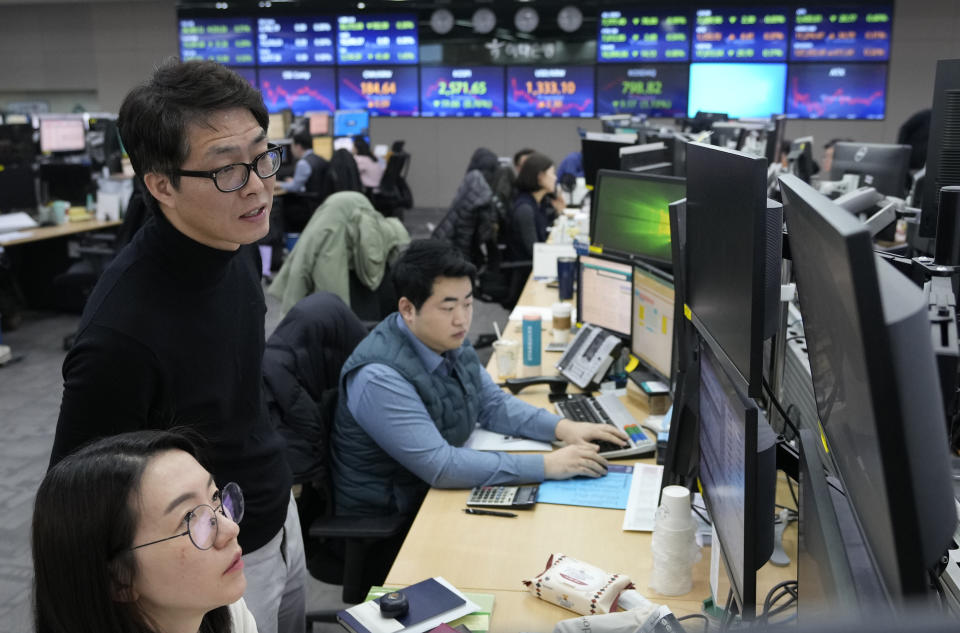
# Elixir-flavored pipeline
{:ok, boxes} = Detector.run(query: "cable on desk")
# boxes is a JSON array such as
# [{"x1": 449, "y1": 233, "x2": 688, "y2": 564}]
[
  {"x1": 677, "y1": 613, "x2": 710, "y2": 633},
  {"x1": 692, "y1": 504, "x2": 712, "y2": 526},
  {"x1": 762, "y1": 377, "x2": 800, "y2": 440},
  {"x1": 760, "y1": 579, "x2": 798, "y2": 626}
]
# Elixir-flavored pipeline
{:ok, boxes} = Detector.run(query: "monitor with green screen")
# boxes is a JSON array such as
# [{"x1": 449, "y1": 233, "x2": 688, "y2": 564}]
[{"x1": 590, "y1": 169, "x2": 686, "y2": 267}]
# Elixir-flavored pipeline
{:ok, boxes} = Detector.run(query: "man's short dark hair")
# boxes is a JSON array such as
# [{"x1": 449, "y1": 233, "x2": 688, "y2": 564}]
[
  {"x1": 393, "y1": 239, "x2": 477, "y2": 311},
  {"x1": 513, "y1": 148, "x2": 535, "y2": 168},
  {"x1": 118, "y1": 58, "x2": 268, "y2": 188},
  {"x1": 291, "y1": 131, "x2": 313, "y2": 150},
  {"x1": 515, "y1": 152, "x2": 554, "y2": 193}
]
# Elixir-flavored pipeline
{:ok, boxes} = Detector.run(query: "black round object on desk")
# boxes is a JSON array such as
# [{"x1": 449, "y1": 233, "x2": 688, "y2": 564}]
[{"x1": 380, "y1": 591, "x2": 409, "y2": 618}]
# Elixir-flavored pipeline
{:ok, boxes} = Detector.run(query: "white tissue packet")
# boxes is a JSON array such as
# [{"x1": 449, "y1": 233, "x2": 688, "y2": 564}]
[{"x1": 522, "y1": 553, "x2": 634, "y2": 615}]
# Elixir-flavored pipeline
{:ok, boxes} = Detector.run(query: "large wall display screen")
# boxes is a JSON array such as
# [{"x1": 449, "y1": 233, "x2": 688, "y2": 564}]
[
  {"x1": 420, "y1": 66, "x2": 505, "y2": 118},
  {"x1": 337, "y1": 13, "x2": 418, "y2": 65},
  {"x1": 791, "y1": 5, "x2": 892, "y2": 61},
  {"x1": 596, "y1": 64, "x2": 689, "y2": 117},
  {"x1": 337, "y1": 66, "x2": 420, "y2": 116},
  {"x1": 259, "y1": 68, "x2": 337, "y2": 115},
  {"x1": 179, "y1": 18, "x2": 255, "y2": 66},
  {"x1": 786, "y1": 63, "x2": 886, "y2": 119},
  {"x1": 257, "y1": 16, "x2": 335, "y2": 66},
  {"x1": 692, "y1": 7, "x2": 790, "y2": 62},
  {"x1": 598, "y1": 9, "x2": 691, "y2": 63},
  {"x1": 507, "y1": 66, "x2": 595, "y2": 118}
]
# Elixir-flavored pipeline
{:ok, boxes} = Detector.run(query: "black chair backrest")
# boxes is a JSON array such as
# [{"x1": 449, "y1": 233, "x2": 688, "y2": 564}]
[
  {"x1": 263, "y1": 291, "x2": 369, "y2": 484},
  {"x1": 327, "y1": 149, "x2": 363, "y2": 195}
]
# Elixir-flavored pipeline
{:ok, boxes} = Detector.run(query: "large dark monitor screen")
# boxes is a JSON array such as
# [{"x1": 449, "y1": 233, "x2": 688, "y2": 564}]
[
  {"x1": 791, "y1": 5, "x2": 892, "y2": 62},
  {"x1": 337, "y1": 66, "x2": 419, "y2": 116},
  {"x1": 577, "y1": 254, "x2": 633, "y2": 339},
  {"x1": 698, "y1": 342, "x2": 765, "y2": 618},
  {"x1": 336, "y1": 13, "x2": 418, "y2": 65},
  {"x1": 686, "y1": 143, "x2": 781, "y2": 398},
  {"x1": 597, "y1": 9, "x2": 690, "y2": 63},
  {"x1": 919, "y1": 59, "x2": 960, "y2": 239},
  {"x1": 506, "y1": 66, "x2": 595, "y2": 119},
  {"x1": 256, "y1": 16, "x2": 335, "y2": 66},
  {"x1": 179, "y1": 17, "x2": 255, "y2": 66},
  {"x1": 0, "y1": 123, "x2": 36, "y2": 163},
  {"x1": 39, "y1": 117, "x2": 86, "y2": 154},
  {"x1": 779, "y1": 174, "x2": 956, "y2": 601},
  {"x1": 829, "y1": 142, "x2": 910, "y2": 197},
  {"x1": 419, "y1": 66, "x2": 505, "y2": 118},
  {"x1": 692, "y1": 7, "x2": 790, "y2": 62},
  {"x1": 590, "y1": 168, "x2": 686, "y2": 266},
  {"x1": 596, "y1": 64, "x2": 688, "y2": 118},
  {"x1": 258, "y1": 68, "x2": 337, "y2": 115},
  {"x1": 787, "y1": 63, "x2": 887, "y2": 120},
  {"x1": 688, "y1": 63, "x2": 787, "y2": 119},
  {"x1": 631, "y1": 265, "x2": 675, "y2": 381},
  {"x1": 582, "y1": 135, "x2": 636, "y2": 188}
]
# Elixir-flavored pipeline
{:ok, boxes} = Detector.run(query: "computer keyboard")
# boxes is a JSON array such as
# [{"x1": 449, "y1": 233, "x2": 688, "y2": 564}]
[{"x1": 554, "y1": 393, "x2": 657, "y2": 459}]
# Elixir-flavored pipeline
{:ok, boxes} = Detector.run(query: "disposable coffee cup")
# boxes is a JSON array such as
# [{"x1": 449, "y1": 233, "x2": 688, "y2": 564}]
[
  {"x1": 551, "y1": 302, "x2": 573, "y2": 343},
  {"x1": 493, "y1": 339, "x2": 519, "y2": 379},
  {"x1": 658, "y1": 485, "x2": 695, "y2": 530}
]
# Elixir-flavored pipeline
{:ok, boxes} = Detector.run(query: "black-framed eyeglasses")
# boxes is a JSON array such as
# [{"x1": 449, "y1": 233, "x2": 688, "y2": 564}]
[
  {"x1": 130, "y1": 482, "x2": 244, "y2": 552},
  {"x1": 176, "y1": 145, "x2": 283, "y2": 193}
]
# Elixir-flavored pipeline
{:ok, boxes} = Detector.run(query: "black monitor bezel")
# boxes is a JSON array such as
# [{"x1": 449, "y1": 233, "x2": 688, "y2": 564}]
[
  {"x1": 581, "y1": 137, "x2": 635, "y2": 189},
  {"x1": 829, "y1": 142, "x2": 911, "y2": 198},
  {"x1": 590, "y1": 167, "x2": 686, "y2": 270}
]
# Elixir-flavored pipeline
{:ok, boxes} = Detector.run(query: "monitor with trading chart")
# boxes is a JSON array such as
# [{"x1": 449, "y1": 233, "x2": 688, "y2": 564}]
[
  {"x1": 697, "y1": 341, "x2": 776, "y2": 619},
  {"x1": 590, "y1": 169, "x2": 685, "y2": 268},
  {"x1": 39, "y1": 116, "x2": 86, "y2": 154},
  {"x1": 779, "y1": 174, "x2": 956, "y2": 601},
  {"x1": 577, "y1": 254, "x2": 633, "y2": 340},
  {"x1": 829, "y1": 142, "x2": 911, "y2": 198},
  {"x1": 631, "y1": 264, "x2": 674, "y2": 382},
  {"x1": 581, "y1": 133, "x2": 637, "y2": 188},
  {"x1": 685, "y1": 143, "x2": 783, "y2": 398}
]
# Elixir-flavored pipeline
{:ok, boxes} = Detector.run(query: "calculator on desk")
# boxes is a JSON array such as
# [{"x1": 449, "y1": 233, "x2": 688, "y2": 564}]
[{"x1": 466, "y1": 485, "x2": 539, "y2": 509}]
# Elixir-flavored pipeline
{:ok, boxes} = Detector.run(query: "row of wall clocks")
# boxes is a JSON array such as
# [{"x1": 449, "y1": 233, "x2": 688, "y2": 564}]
[{"x1": 428, "y1": 6, "x2": 584, "y2": 35}]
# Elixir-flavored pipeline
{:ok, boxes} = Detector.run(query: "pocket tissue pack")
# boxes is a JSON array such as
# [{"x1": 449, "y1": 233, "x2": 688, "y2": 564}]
[{"x1": 522, "y1": 553, "x2": 634, "y2": 615}]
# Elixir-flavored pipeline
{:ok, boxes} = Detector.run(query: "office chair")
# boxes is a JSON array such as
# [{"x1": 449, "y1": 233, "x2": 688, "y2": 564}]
[
  {"x1": 371, "y1": 143, "x2": 413, "y2": 221},
  {"x1": 261, "y1": 292, "x2": 411, "y2": 620}
]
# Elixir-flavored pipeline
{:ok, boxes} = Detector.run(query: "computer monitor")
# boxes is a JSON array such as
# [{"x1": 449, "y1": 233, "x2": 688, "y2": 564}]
[
  {"x1": 779, "y1": 173, "x2": 956, "y2": 601},
  {"x1": 685, "y1": 143, "x2": 783, "y2": 398},
  {"x1": 576, "y1": 253, "x2": 633, "y2": 340},
  {"x1": 618, "y1": 143, "x2": 673, "y2": 176},
  {"x1": 0, "y1": 123, "x2": 36, "y2": 163},
  {"x1": 697, "y1": 341, "x2": 776, "y2": 619},
  {"x1": 333, "y1": 109, "x2": 370, "y2": 138},
  {"x1": 590, "y1": 168, "x2": 686, "y2": 268},
  {"x1": 631, "y1": 264, "x2": 674, "y2": 382},
  {"x1": 266, "y1": 112, "x2": 290, "y2": 141},
  {"x1": 788, "y1": 137, "x2": 817, "y2": 184},
  {"x1": 307, "y1": 112, "x2": 330, "y2": 136},
  {"x1": 0, "y1": 163, "x2": 37, "y2": 211},
  {"x1": 38, "y1": 116, "x2": 86, "y2": 154},
  {"x1": 581, "y1": 133, "x2": 637, "y2": 188},
  {"x1": 919, "y1": 59, "x2": 960, "y2": 239},
  {"x1": 765, "y1": 115, "x2": 787, "y2": 167},
  {"x1": 829, "y1": 142, "x2": 911, "y2": 197},
  {"x1": 39, "y1": 163, "x2": 92, "y2": 206}
]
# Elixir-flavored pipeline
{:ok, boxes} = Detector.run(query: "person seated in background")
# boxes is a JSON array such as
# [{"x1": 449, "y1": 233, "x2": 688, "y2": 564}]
[
  {"x1": 331, "y1": 239, "x2": 628, "y2": 518},
  {"x1": 505, "y1": 152, "x2": 565, "y2": 262},
  {"x1": 33, "y1": 430, "x2": 256, "y2": 633},
  {"x1": 352, "y1": 136, "x2": 385, "y2": 191},
  {"x1": 513, "y1": 147, "x2": 535, "y2": 174},
  {"x1": 431, "y1": 147, "x2": 501, "y2": 262},
  {"x1": 282, "y1": 130, "x2": 327, "y2": 194},
  {"x1": 821, "y1": 137, "x2": 854, "y2": 176}
]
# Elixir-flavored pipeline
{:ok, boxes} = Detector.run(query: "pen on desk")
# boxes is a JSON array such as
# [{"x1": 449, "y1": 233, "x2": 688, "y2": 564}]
[{"x1": 463, "y1": 508, "x2": 518, "y2": 518}]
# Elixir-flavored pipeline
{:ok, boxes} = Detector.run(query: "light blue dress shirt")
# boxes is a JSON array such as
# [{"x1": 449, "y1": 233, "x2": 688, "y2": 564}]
[
  {"x1": 344, "y1": 314, "x2": 561, "y2": 488},
  {"x1": 285, "y1": 150, "x2": 315, "y2": 193}
]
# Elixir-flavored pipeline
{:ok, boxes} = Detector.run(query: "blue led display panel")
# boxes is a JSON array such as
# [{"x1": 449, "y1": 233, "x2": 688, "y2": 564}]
[
  {"x1": 791, "y1": 5, "x2": 892, "y2": 61},
  {"x1": 179, "y1": 17, "x2": 255, "y2": 66},
  {"x1": 598, "y1": 9, "x2": 691, "y2": 63},
  {"x1": 507, "y1": 66, "x2": 595, "y2": 118},
  {"x1": 786, "y1": 63, "x2": 886, "y2": 119},
  {"x1": 688, "y1": 63, "x2": 787, "y2": 118},
  {"x1": 337, "y1": 14, "x2": 418, "y2": 65},
  {"x1": 337, "y1": 66, "x2": 419, "y2": 116},
  {"x1": 259, "y1": 68, "x2": 337, "y2": 115},
  {"x1": 692, "y1": 7, "x2": 790, "y2": 62},
  {"x1": 596, "y1": 64, "x2": 689, "y2": 117},
  {"x1": 257, "y1": 16, "x2": 335, "y2": 66},
  {"x1": 420, "y1": 66, "x2": 505, "y2": 118}
]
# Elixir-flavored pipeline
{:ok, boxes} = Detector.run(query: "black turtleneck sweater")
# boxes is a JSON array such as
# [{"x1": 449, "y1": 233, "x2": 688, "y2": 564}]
[{"x1": 50, "y1": 210, "x2": 292, "y2": 552}]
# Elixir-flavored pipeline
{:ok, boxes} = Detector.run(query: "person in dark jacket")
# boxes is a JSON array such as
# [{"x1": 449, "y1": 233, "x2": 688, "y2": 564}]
[
  {"x1": 431, "y1": 147, "x2": 501, "y2": 262},
  {"x1": 504, "y1": 152, "x2": 563, "y2": 261}
]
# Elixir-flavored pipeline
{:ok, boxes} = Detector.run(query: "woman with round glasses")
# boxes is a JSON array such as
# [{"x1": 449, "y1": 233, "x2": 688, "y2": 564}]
[{"x1": 33, "y1": 430, "x2": 257, "y2": 633}]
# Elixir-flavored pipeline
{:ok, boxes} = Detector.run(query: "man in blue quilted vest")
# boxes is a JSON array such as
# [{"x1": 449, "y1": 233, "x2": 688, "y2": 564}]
[{"x1": 331, "y1": 239, "x2": 628, "y2": 517}]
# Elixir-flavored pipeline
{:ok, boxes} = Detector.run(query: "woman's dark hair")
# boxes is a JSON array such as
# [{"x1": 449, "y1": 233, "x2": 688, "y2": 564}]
[
  {"x1": 353, "y1": 136, "x2": 375, "y2": 159},
  {"x1": 392, "y1": 239, "x2": 477, "y2": 310},
  {"x1": 291, "y1": 130, "x2": 313, "y2": 150},
  {"x1": 515, "y1": 152, "x2": 554, "y2": 193},
  {"x1": 33, "y1": 430, "x2": 231, "y2": 633},
  {"x1": 466, "y1": 147, "x2": 499, "y2": 185},
  {"x1": 118, "y1": 58, "x2": 269, "y2": 189},
  {"x1": 513, "y1": 147, "x2": 535, "y2": 168}
]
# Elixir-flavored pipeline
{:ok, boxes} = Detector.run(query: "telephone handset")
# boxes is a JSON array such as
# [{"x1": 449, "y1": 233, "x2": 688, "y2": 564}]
[{"x1": 554, "y1": 324, "x2": 623, "y2": 391}]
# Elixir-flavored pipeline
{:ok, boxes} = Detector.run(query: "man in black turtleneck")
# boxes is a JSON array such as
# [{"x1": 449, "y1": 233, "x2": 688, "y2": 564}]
[{"x1": 49, "y1": 60, "x2": 305, "y2": 633}]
